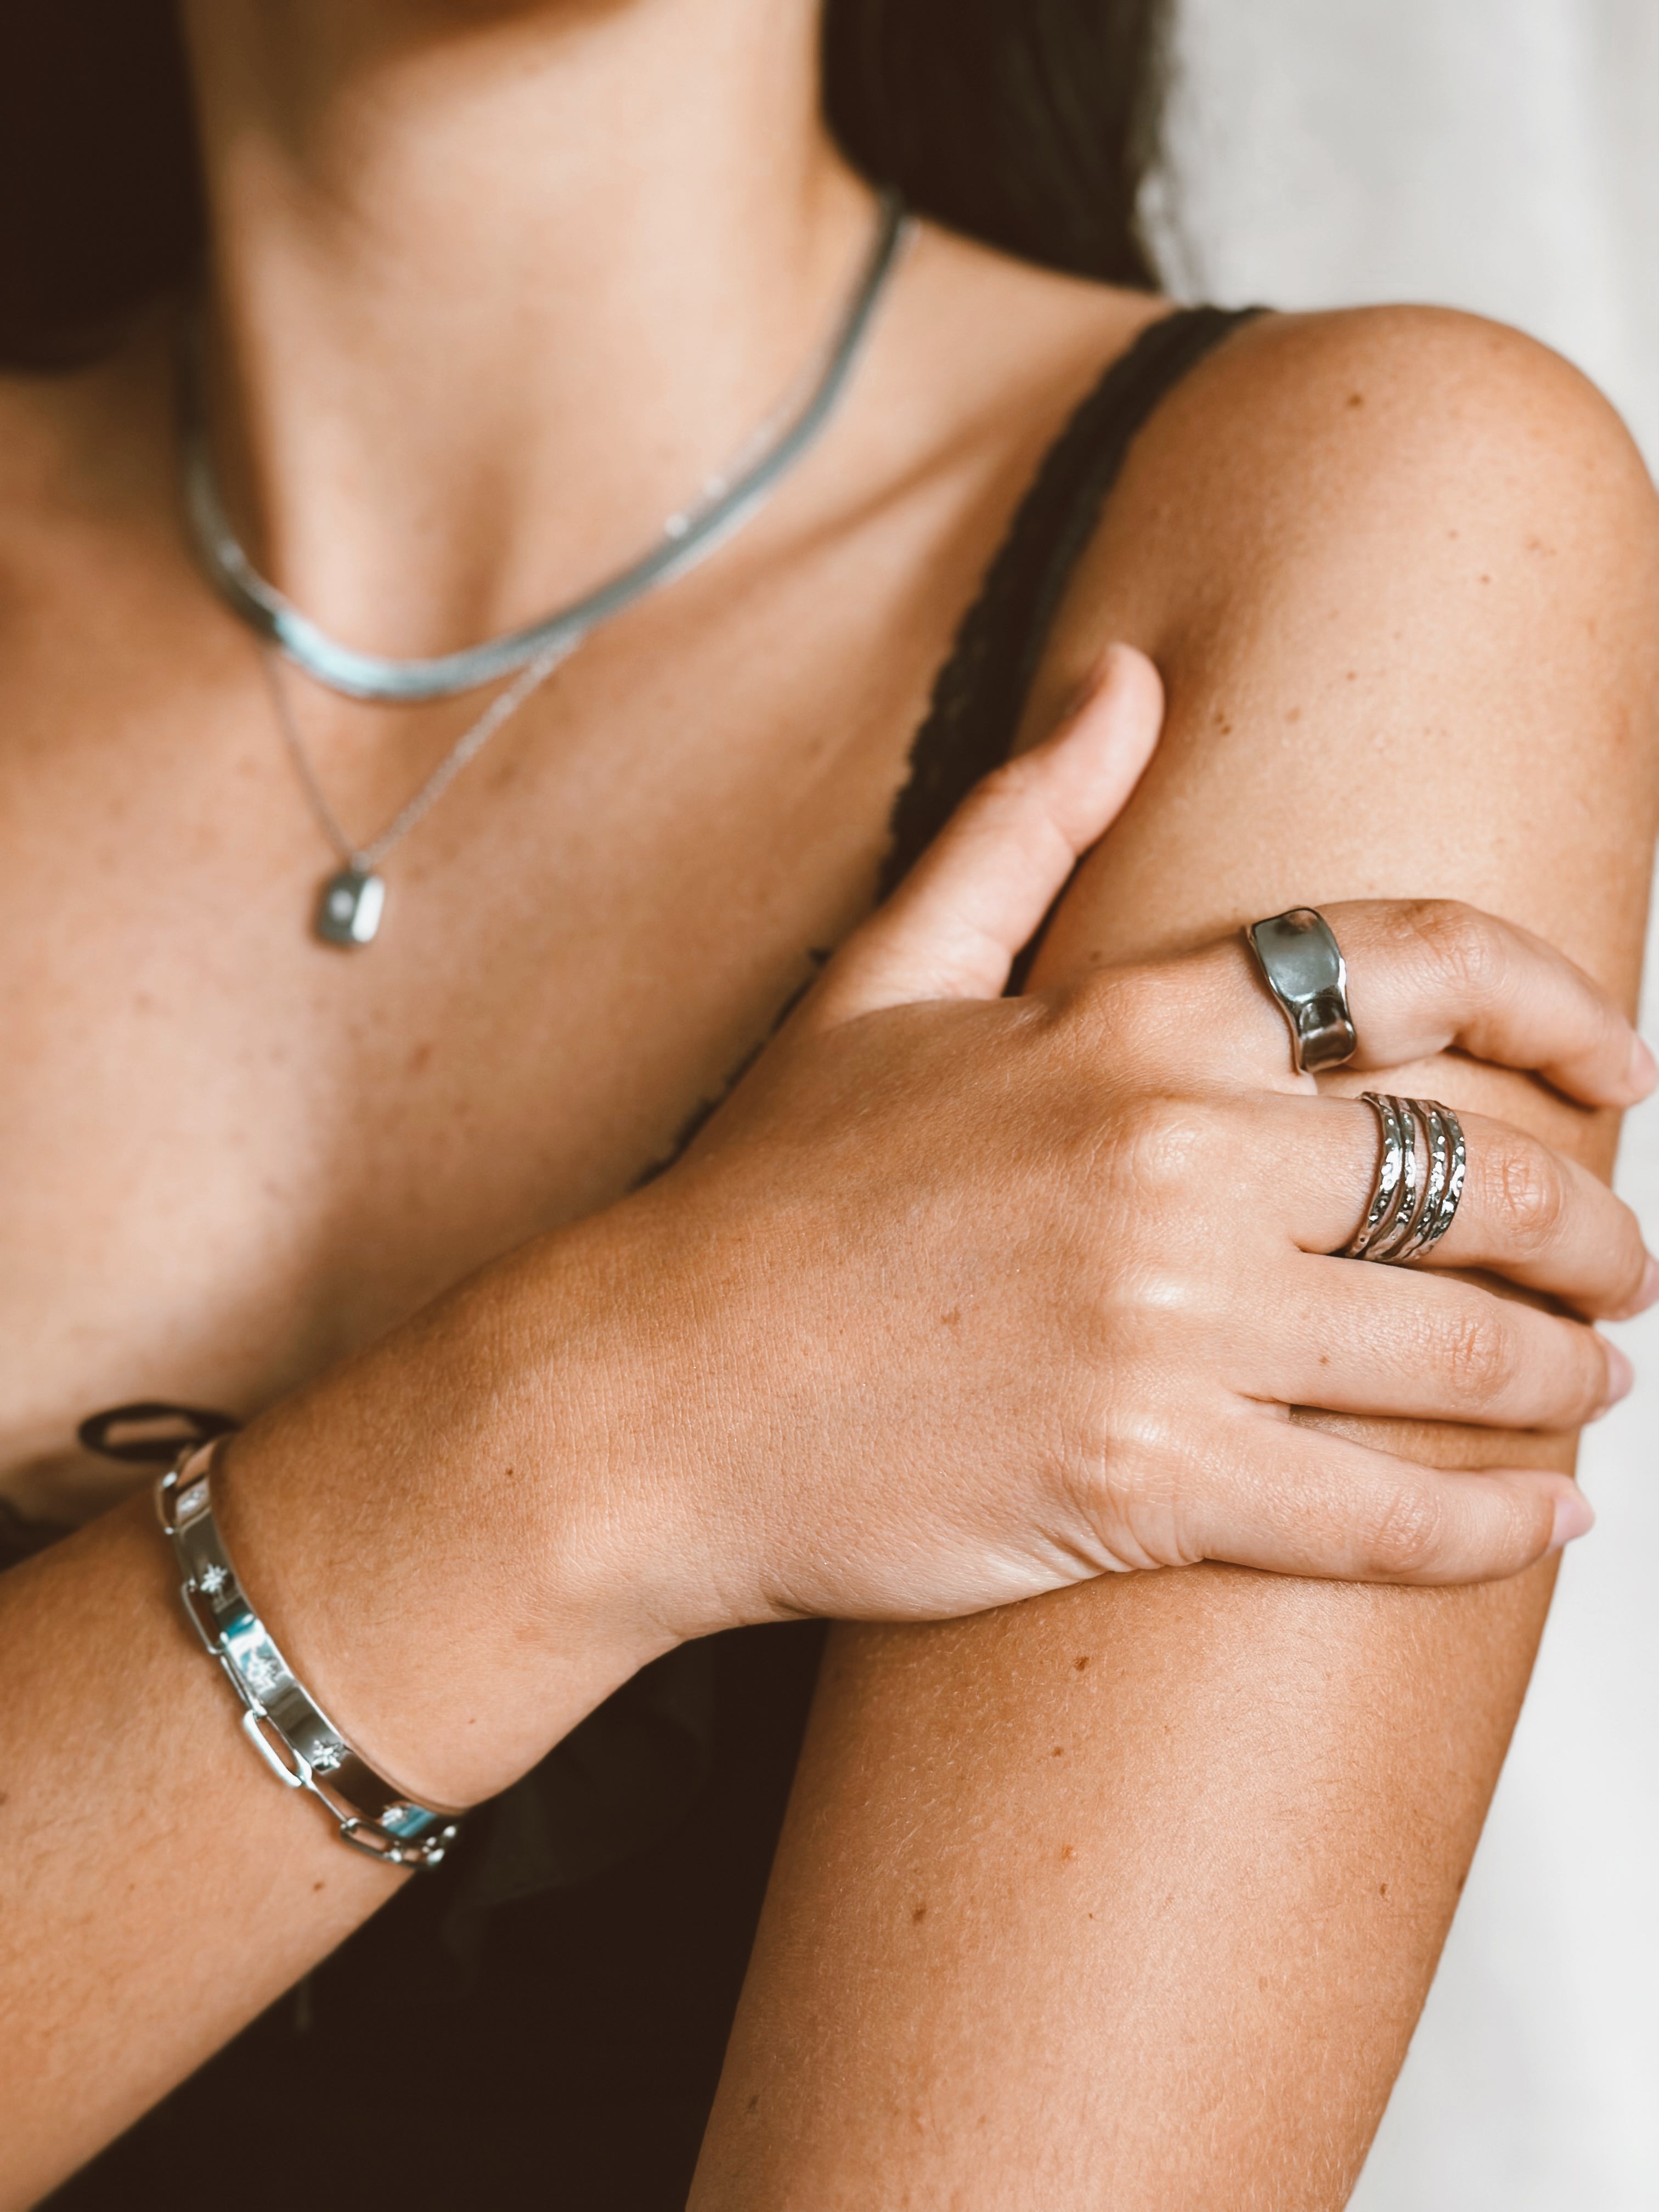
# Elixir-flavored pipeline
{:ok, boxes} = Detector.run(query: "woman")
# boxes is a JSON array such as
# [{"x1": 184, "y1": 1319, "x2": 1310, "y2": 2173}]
[{"x1": 4, "y1": 2, "x2": 1657, "y2": 2204}]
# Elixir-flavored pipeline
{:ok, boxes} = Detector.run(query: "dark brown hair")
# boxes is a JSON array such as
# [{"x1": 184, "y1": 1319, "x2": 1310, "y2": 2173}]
[
  {"x1": 826, "y1": 0, "x2": 1167, "y2": 287},
  {"x1": 0, "y1": 0, "x2": 1168, "y2": 368}
]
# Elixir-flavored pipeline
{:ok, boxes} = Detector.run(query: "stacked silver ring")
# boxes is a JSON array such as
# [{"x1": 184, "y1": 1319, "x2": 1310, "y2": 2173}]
[{"x1": 1337, "y1": 1092, "x2": 1468, "y2": 1263}]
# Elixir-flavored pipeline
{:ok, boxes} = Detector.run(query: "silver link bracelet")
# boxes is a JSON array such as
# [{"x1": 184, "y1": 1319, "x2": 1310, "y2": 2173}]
[{"x1": 156, "y1": 1438, "x2": 464, "y2": 1870}]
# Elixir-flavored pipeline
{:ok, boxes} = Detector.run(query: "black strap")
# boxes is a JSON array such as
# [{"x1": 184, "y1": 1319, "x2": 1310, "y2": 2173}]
[
  {"x1": 76, "y1": 1400, "x2": 241, "y2": 1465},
  {"x1": 881, "y1": 305, "x2": 1265, "y2": 899}
]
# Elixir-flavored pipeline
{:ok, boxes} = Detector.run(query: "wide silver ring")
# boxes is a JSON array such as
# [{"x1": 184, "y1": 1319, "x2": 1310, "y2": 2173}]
[
  {"x1": 1246, "y1": 908, "x2": 1358, "y2": 1075},
  {"x1": 1337, "y1": 1093, "x2": 1467, "y2": 1263}
]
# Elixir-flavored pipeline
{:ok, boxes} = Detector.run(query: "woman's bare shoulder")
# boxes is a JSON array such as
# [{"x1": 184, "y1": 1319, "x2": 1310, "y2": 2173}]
[
  {"x1": 1019, "y1": 302, "x2": 1659, "y2": 753},
  {"x1": 1120, "y1": 302, "x2": 1655, "y2": 614}
]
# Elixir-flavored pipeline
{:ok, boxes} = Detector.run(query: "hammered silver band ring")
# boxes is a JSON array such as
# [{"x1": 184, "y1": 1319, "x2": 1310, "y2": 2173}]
[{"x1": 1337, "y1": 1093, "x2": 1468, "y2": 1263}]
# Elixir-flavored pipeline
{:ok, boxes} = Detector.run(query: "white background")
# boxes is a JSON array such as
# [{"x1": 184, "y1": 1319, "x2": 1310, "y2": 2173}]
[{"x1": 1147, "y1": 5, "x2": 1659, "y2": 2203}]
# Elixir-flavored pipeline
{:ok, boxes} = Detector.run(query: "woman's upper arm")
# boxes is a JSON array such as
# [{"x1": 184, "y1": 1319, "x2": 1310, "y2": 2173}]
[
  {"x1": 1031, "y1": 302, "x2": 1659, "y2": 997},
  {"x1": 689, "y1": 308, "x2": 1659, "y2": 2211}
]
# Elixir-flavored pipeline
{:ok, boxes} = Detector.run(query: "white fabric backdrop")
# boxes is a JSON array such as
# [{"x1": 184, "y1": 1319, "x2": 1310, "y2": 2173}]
[{"x1": 1144, "y1": 7, "x2": 1659, "y2": 2203}]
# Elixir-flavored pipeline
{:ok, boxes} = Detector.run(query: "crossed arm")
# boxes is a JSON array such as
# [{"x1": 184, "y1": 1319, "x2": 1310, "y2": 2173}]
[
  {"x1": 692, "y1": 308, "x2": 1659, "y2": 2207},
  {"x1": 4, "y1": 306, "x2": 1654, "y2": 2212}
]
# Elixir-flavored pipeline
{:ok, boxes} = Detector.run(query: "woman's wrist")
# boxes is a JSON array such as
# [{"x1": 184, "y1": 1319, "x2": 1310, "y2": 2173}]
[{"x1": 206, "y1": 1197, "x2": 707, "y2": 1810}]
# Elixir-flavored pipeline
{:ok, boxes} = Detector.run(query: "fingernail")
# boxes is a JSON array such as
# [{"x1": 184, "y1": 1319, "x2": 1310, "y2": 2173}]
[
  {"x1": 1604, "y1": 1341, "x2": 1635, "y2": 1406},
  {"x1": 1550, "y1": 1488, "x2": 1596, "y2": 1551},
  {"x1": 1628, "y1": 1036, "x2": 1657, "y2": 1096}
]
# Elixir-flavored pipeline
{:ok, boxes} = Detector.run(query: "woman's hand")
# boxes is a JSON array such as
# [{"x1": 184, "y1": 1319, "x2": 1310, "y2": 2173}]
[
  {"x1": 629, "y1": 644, "x2": 1653, "y2": 1638},
  {"x1": 216, "y1": 646, "x2": 1653, "y2": 1806}
]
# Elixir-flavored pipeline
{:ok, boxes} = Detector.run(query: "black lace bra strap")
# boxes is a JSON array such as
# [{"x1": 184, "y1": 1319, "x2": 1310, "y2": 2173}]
[{"x1": 881, "y1": 304, "x2": 1266, "y2": 898}]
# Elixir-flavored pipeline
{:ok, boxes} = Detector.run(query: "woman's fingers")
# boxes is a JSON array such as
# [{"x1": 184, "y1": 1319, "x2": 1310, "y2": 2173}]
[
  {"x1": 1249, "y1": 1261, "x2": 1628, "y2": 1431},
  {"x1": 1165, "y1": 1415, "x2": 1589, "y2": 1585},
  {"x1": 1188, "y1": 898, "x2": 1650, "y2": 1106},
  {"x1": 1319, "y1": 900, "x2": 1647, "y2": 1105},
  {"x1": 807, "y1": 643, "x2": 1162, "y2": 1028},
  {"x1": 1284, "y1": 1097, "x2": 1656, "y2": 1319}
]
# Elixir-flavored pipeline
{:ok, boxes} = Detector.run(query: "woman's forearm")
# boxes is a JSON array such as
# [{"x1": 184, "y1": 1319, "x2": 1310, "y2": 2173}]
[
  {"x1": 0, "y1": 1214, "x2": 674, "y2": 2204},
  {"x1": 0, "y1": 1495, "x2": 400, "y2": 2207}
]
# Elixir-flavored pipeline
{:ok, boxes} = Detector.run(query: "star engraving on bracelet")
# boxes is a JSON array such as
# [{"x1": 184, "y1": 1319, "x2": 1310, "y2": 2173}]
[
  {"x1": 243, "y1": 1649, "x2": 283, "y2": 1695},
  {"x1": 309, "y1": 1741, "x2": 346, "y2": 1774},
  {"x1": 196, "y1": 1562, "x2": 230, "y2": 1598}
]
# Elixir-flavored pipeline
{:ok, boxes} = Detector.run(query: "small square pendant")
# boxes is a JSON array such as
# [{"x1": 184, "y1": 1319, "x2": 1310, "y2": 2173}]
[{"x1": 315, "y1": 867, "x2": 386, "y2": 947}]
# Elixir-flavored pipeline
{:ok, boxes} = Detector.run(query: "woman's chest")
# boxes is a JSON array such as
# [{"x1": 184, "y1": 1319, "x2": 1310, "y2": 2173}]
[{"x1": 0, "y1": 540, "x2": 951, "y2": 1514}]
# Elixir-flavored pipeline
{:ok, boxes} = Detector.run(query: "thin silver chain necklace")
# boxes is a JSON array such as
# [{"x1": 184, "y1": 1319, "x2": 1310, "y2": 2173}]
[
  {"x1": 259, "y1": 641, "x2": 572, "y2": 945},
  {"x1": 183, "y1": 194, "x2": 910, "y2": 947}
]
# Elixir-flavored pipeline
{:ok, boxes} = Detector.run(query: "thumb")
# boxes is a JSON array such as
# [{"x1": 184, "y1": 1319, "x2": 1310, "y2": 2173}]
[{"x1": 810, "y1": 642, "x2": 1163, "y2": 1026}]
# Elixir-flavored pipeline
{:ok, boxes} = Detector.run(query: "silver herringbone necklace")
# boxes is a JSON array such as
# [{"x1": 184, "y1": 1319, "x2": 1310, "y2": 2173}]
[{"x1": 184, "y1": 195, "x2": 909, "y2": 947}]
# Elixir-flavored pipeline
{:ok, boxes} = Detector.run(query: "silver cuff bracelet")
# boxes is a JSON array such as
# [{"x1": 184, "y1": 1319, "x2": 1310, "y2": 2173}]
[{"x1": 156, "y1": 1438, "x2": 464, "y2": 1871}]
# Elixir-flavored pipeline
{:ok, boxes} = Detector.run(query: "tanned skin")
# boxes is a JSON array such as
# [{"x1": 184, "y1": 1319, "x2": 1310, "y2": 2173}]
[
  {"x1": 695, "y1": 312, "x2": 1659, "y2": 2206},
  {"x1": 1, "y1": 4, "x2": 1655, "y2": 2206}
]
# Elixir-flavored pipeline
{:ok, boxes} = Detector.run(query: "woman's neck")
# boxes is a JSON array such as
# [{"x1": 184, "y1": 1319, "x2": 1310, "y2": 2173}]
[{"x1": 179, "y1": 0, "x2": 873, "y2": 655}]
